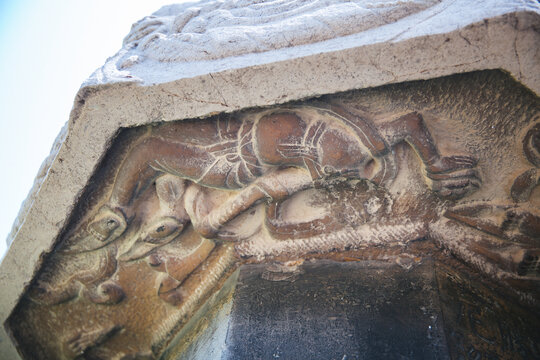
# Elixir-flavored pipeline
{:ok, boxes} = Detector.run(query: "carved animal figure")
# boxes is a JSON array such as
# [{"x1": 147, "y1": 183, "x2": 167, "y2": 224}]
[
  {"x1": 71, "y1": 104, "x2": 480, "y2": 251},
  {"x1": 439, "y1": 122, "x2": 540, "y2": 279}
]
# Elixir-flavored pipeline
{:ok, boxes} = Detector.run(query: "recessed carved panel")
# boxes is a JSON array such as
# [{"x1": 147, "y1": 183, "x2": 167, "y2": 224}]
[{"x1": 7, "y1": 71, "x2": 539, "y2": 359}]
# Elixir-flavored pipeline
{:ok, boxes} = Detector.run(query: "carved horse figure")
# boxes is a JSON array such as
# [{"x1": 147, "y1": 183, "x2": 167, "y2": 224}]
[{"x1": 71, "y1": 104, "x2": 481, "y2": 253}]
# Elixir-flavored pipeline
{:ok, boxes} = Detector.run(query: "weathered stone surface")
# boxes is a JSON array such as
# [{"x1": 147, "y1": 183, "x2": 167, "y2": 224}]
[
  {"x1": 4, "y1": 70, "x2": 539, "y2": 359},
  {"x1": 1, "y1": 0, "x2": 539, "y2": 358},
  {"x1": 90, "y1": 0, "x2": 540, "y2": 90},
  {"x1": 436, "y1": 262, "x2": 540, "y2": 359},
  {"x1": 224, "y1": 260, "x2": 449, "y2": 360},
  {"x1": 223, "y1": 258, "x2": 539, "y2": 360}
]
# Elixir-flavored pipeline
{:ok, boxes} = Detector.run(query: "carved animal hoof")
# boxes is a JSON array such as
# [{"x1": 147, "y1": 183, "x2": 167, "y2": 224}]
[
  {"x1": 63, "y1": 324, "x2": 122, "y2": 358},
  {"x1": 194, "y1": 217, "x2": 220, "y2": 239},
  {"x1": 159, "y1": 288, "x2": 184, "y2": 306},
  {"x1": 158, "y1": 274, "x2": 182, "y2": 295}
]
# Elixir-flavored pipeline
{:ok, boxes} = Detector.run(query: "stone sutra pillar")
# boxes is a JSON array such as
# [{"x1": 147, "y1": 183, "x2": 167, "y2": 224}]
[{"x1": 1, "y1": 1, "x2": 539, "y2": 359}]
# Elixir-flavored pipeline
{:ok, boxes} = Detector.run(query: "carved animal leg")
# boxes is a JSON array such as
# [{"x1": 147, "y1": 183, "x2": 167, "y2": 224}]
[
  {"x1": 379, "y1": 112, "x2": 480, "y2": 198},
  {"x1": 188, "y1": 167, "x2": 313, "y2": 239},
  {"x1": 63, "y1": 324, "x2": 122, "y2": 359},
  {"x1": 110, "y1": 137, "x2": 224, "y2": 208},
  {"x1": 433, "y1": 213, "x2": 540, "y2": 278},
  {"x1": 265, "y1": 200, "x2": 335, "y2": 240}
]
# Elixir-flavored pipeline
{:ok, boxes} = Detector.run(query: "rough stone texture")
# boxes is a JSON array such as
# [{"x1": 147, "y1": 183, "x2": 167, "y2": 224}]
[
  {"x1": 223, "y1": 258, "x2": 539, "y2": 360},
  {"x1": 224, "y1": 260, "x2": 449, "y2": 360},
  {"x1": 119, "y1": 0, "x2": 440, "y2": 62},
  {"x1": 1, "y1": 0, "x2": 539, "y2": 358},
  {"x1": 6, "y1": 70, "x2": 540, "y2": 359},
  {"x1": 89, "y1": 0, "x2": 540, "y2": 90}
]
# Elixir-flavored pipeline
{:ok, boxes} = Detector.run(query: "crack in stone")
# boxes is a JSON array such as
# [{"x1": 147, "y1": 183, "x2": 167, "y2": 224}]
[
  {"x1": 209, "y1": 73, "x2": 229, "y2": 107},
  {"x1": 160, "y1": 88, "x2": 229, "y2": 107},
  {"x1": 388, "y1": 0, "x2": 458, "y2": 42},
  {"x1": 458, "y1": 33, "x2": 472, "y2": 46},
  {"x1": 512, "y1": 17, "x2": 523, "y2": 80}
]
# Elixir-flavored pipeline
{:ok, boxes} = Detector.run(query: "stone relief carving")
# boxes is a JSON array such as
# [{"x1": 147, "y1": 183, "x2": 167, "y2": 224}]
[
  {"x1": 77, "y1": 104, "x2": 479, "y2": 247},
  {"x1": 432, "y1": 121, "x2": 540, "y2": 279},
  {"x1": 120, "y1": 0, "x2": 439, "y2": 64},
  {"x1": 8, "y1": 71, "x2": 539, "y2": 359},
  {"x1": 30, "y1": 102, "x2": 480, "y2": 308}
]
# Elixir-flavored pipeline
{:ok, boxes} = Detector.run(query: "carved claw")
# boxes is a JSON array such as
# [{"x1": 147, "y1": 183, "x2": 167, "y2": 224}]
[
  {"x1": 427, "y1": 155, "x2": 477, "y2": 174},
  {"x1": 426, "y1": 156, "x2": 481, "y2": 199},
  {"x1": 506, "y1": 209, "x2": 540, "y2": 241},
  {"x1": 517, "y1": 250, "x2": 540, "y2": 277},
  {"x1": 64, "y1": 324, "x2": 122, "y2": 358},
  {"x1": 523, "y1": 122, "x2": 540, "y2": 167},
  {"x1": 445, "y1": 202, "x2": 539, "y2": 245},
  {"x1": 426, "y1": 167, "x2": 479, "y2": 181},
  {"x1": 430, "y1": 174, "x2": 481, "y2": 199}
]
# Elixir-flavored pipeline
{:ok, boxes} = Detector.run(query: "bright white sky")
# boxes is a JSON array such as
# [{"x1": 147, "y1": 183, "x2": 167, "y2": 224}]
[{"x1": 0, "y1": 0, "x2": 190, "y2": 261}]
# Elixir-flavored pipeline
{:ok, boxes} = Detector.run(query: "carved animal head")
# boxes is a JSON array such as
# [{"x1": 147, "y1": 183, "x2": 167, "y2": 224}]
[
  {"x1": 60, "y1": 206, "x2": 128, "y2": 254},
  {"x1": 118, "y1": 175, "x2": 191, "y2": 261}
]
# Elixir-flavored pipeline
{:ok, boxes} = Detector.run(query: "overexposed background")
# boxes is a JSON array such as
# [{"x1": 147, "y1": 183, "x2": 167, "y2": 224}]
[{"x1": 0, "y1": 0, "x2": 189, "y2": 261}]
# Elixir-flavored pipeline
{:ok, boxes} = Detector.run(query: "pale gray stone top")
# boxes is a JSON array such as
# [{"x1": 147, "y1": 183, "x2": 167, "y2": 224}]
[{"x1": 88, "y1": 0, "x2": 539, "y2": 86}]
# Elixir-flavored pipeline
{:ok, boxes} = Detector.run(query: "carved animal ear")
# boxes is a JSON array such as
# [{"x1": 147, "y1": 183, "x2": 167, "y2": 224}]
[{"x1": 155, "y1": 174, "x2": 186, "y2": 206}]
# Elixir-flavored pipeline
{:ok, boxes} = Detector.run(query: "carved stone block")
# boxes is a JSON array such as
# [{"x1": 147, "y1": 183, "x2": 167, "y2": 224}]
[
  {"x1": 4, "y1": 70, "x2": 539, "y2": 359},
  {"x1": 1, "y1": 1, "x2": 539, "y2": 358}
]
